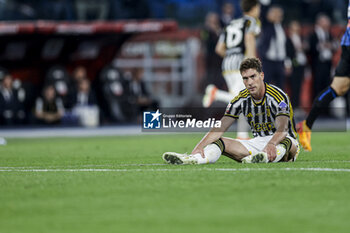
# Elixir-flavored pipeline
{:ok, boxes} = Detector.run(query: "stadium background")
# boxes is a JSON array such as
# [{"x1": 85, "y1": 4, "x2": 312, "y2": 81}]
[{"x1": 0, "y1": 0, "x2": 349, "y2": 129}]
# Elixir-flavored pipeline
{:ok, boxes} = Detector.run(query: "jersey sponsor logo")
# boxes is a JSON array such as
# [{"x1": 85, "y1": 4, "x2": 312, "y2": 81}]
[{"x1": 249, "y1": 121, "x2": 275, "y2": 132}]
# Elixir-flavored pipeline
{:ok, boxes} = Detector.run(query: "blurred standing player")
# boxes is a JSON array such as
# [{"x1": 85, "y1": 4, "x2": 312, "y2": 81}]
[
  {"x1": 298, "y1": 0, "x2": 350, "y2": 151},
  {"x1": 202, "y1": 0, "x2": 261, "y2": 139}
]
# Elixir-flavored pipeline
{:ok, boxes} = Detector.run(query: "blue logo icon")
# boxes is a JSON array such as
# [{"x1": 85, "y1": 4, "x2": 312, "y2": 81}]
[
  {"x1": 143, "y1": 110, "x2": 162, "y2": 129},
  {"x1": 278, "y1": 101, "x2": 288, "y2": 110}
]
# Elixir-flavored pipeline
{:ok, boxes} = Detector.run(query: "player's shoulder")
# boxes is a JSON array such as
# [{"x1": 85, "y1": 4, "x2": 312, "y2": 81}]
[
  {"x1": 243, "y1": 15, "x2": 257, "y2": 24},
  {"x1": 225, "y1": 17, "x2": 245, "y2": 29},
  {"x1": 265, "y1": 83, "x2": 289, "y2": 103},
  {"x1": 243, "y1": 15, "x2": 261, "y2": 34},
  {"x1": 230, "y1": 88, "x2": 250, "y2": 104},
  {"x1": 244, "y1": 15, "x2": 261, "y2": 26}
]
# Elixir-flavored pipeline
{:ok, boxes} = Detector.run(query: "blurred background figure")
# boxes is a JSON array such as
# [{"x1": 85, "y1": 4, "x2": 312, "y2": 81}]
[
  {"x1": 286, "y1": 20, "x2": 308, "y2": 111},
  {"x1": 99, "y1": 66, "x2": 131, "y2": 123},
  {"x1": 201, "y1": 12, "x2": 225, "y2": 91},
  {"x1": 72, "y1": 66, "x2": 88, "y2": 90},
  {"x1": 71, "y1": 66, "x2": 89, "y2": 106},
  {"x1": 219, "y1": 2, "x2": 235, "y2": 28},
  {"x1": 34, "y1": 85, "x2": 64, "y2": 125},
  {"x1": 45, "y1": 66, "x2": 72, "y2": 109},
  {"x1": 71, "y1": 78, "x2": 99, "y2": 127},
  {"x1": 308, "y1": 13, "x2": 337, "y2": 100},
  {"x1": 0, "y1": 73, "x2": 26, "y2": 125},
  {"x1": 129, "y1": 68, "x2": 159, "y2": 122},
  {"x1": 258, "y1": 2, "x2": 287, "y2": 89},
  {"x1": 72, "y1": 78, "x2": 97, "y2": 107}
]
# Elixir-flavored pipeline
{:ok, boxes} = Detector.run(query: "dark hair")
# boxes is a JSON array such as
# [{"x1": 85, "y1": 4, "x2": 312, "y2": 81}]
[
  {"x1": 239, "y1": 57, "x2": 263, "y2": 73},
  {"x1": 241, "y1": 0, "x2": 259, "y2": 13}
]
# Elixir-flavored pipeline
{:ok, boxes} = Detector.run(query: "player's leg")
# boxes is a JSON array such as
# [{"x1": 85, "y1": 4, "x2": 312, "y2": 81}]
[
  {"x1": 162, "y1": 137, "x2": 250, "y2": 165},
  {"x1": 241, "y1": 136, "x2": 299, "y2": 163},
  {"x1": 202, "y1": 71, "x2": 244, "y2": 107},
  {"x1": 162, "y1": 139, "x2": 224, "y2": 165},
  {"x1": 298, "y1": 46, "x2": 350, "y2": 151},
  {"x1": 202, "y1": 84, "x2": 233, "y2": 108},
  {"x1": 283, "y1": 137, "x2": 300, "y2": 162},
  {"x1": 225, "y1": 72, "x2": 250, "y2": 139},
  {"x1": 273, "y1": 137, "x2": 300, "y2": 162},
  {"x1": 220, "y1": 137, "x2": 251, "y2": 161}
]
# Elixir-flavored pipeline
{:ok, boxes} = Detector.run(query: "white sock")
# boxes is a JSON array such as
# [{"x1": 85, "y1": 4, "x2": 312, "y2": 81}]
[
  {"x1": 215, "y1": 89, "x2": 234, "y2": 103},
  {"x1": 192, "y1": 144, "x2": 222, "y2": 164},
  {"x1": 272, "y1": 144, "x2": 287, "y2": 163}
]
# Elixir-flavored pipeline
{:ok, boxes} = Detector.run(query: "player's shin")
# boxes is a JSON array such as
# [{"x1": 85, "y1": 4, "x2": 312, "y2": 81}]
[
  {"x1": 306, "y1": 86, "x2": 338, "y2": 129},
  {"x1": 192, "y1": 139, "x2": 224, "y2": 164},
  {"x1": 273, "y1": 138, "x2": 292, "y2": 163},
  {"x1": 215, "y1": 89, "x2": 234, "y2": 103}
]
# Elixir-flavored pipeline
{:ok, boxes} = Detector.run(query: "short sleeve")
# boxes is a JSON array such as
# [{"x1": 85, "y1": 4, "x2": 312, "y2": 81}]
[
  {"x1": 218, "y1": 32, "x2": 225, "y2": 44},
  {"x1": 246, "y1": 17, "x2": 261, "y2": 36},
  {"x1": 224, "y1": 97, "x2": 242, "y2": 119},
  {"x1": 275, "y1": 100, "x2": 290, "y2": 117}
]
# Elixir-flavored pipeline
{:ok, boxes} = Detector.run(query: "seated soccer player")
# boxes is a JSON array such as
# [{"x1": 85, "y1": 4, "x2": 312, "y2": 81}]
[
  {"x1": 297, "y1": 1, "x2": 350, "y2": 152},
  {"x1": 163, "y1": 58, "x2": 300, "y2": 164}
]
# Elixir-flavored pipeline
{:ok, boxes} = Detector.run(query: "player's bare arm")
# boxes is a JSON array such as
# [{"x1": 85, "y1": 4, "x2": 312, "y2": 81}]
[
  {"x1": 215, "y1": 40, "x2": 226, "y2": 58},
  {"x1": 192, "y1": 116, "x2": 235, "y2": 157},
  {"x1": 263, "y1": 115, "x2": 289, "y2": 161},
  {"x1": 244, "y1": 32, "x2": 257, "y2": 58}
]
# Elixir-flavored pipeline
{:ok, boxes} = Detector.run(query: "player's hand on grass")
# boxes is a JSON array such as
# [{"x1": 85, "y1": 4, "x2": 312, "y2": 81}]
[
  {"x1": 263, "y1": 143, "x2": 277, "y2": 162},
  {"x1": 191, "y1": 147, "x2": 205, "y2": 158}
]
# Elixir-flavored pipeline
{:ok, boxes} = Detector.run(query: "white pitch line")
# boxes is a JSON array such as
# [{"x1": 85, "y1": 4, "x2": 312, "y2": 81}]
[
  {"x1": 1, "y1": 167, "x2": 350, "y2": 172},
  {"x1": 0, "y1": 163, "x2": 167, "y2": 169},
  {"x1": 1, "y1": 161, "x2": 349, "y2": 170}
]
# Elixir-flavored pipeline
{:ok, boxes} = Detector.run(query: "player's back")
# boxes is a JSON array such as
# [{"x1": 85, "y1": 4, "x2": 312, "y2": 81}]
[
  {"x1": 223, "y1": 15, "x2": 260, "y2": 56},
  {"x1": 220, "y1": 15, "x2": 260, "y2": 72}
]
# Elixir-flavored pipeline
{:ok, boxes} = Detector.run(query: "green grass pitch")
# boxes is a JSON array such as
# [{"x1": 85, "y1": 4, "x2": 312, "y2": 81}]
[{"x1": 1, "y1": 132, "x2": 350, "y2": 233}]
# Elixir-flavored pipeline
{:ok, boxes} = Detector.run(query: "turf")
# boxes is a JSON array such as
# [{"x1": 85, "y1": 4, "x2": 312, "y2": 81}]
[{"x1": 1, "y1": 132, "x2": 350, "y2": 233}]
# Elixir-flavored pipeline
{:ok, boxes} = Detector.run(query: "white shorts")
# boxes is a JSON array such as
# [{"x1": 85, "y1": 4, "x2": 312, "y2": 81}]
[{"x1": 236, "y1": 135, "x2": 300, "y2": 161}]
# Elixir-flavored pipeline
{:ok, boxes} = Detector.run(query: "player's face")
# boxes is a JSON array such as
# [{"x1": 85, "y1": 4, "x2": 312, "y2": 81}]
[{"x1": 241, "y1": 68, "x2": 265, "y2": 99}]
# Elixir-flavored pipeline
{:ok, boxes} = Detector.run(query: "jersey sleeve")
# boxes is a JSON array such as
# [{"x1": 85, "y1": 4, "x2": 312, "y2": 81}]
[
  {"x1": 224, "y1": 95, "x2": 243, "y2": 119},
  {"x1": 218, "y1": 31, "x2": 225, "y2": 44},
  {"x1": 275, "y1": 98, "x2": 290, "y2": 117},
  {"x1": 245, "y1": 17, "x2": 261, "y2": 36}
]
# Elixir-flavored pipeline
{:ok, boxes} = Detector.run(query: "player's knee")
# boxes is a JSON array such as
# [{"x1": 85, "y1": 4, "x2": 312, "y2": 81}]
[
  {"x1": 331, "y1": 85, "x2": 347, "y2": 96},
  {"x1": 287, "y1": 142, "x2": 299, "y2": 162},
  {"x1": 331, "y1": 79, "x2": 350, "y2": 96},
  {"x1": 212, "y1": 138, "x2": 225, "y2": 153}
]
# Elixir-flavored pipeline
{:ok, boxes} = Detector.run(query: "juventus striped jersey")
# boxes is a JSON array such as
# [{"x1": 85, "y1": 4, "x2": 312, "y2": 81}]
[
  {"x1": 341, "y1": 0, "x2": 350, "y2": 46},
  {"x1": 218, "y1": 15, "x2": 261, "y2": 72},
  {"x1": 224, "y1": 83, "x2": 297, "y2": 139}
]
